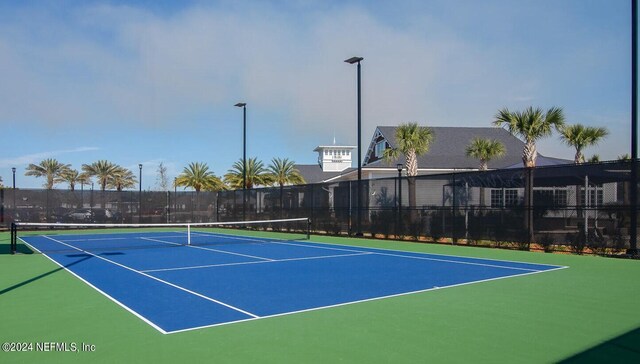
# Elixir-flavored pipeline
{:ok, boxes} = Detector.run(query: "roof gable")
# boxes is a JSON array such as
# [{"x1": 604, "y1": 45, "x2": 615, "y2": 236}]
[{"x1": 364, "y1": 126, "x2": 565, "y2": 169}]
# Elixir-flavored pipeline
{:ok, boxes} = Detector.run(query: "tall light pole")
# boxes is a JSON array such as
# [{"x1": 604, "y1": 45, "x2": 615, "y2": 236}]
[
  {"x1": 12, "y1": 167, "x2": 16, "y2": 221},
  {"x1": 235, "y1": 102, "x2": 247, "y2": 221},
  {"x1": 90, "y1": 182, "x2": 94, "y2": 216},
  {"x1": 345, "y1": 56, "x2": 364, "y2": 236},
  {"x1": 174, "y1": 177, "x2": 177, "y2": 223},
  {"x1": 138, "y1": 164, "x2": 143, "y2": 223},
  {"x1": 630, "y1": 0, "x2": 638, "y2": 255},
  {"x1": 397, "y1": 163, "x2": 403, "y2": 235}
]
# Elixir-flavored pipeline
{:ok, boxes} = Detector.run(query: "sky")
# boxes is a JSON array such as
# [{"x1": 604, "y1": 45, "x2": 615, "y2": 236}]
[{"x1": 0, "y1": 0, "x2": 634, "y2": 189}]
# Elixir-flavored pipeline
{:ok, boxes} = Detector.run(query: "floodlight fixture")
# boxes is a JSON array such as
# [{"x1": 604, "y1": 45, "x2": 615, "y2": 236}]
[{"x1": 344, "y1": 57, "x2": 364, "y2": 64}]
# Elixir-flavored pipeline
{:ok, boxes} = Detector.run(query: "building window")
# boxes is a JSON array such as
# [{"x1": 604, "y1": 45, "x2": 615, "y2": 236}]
[
  {"x1": 581, "y1": 186, "x2": 604, "y2": 206},
  {"x1": 554, "y1": 189, "x2": 568, "y2": 206},
  {"x1": 505, "y1": 189, "x2": 519, "y2": 206},
  {"x1": 490, "y1": 190, "x2": 503, "y2": 208},
  {"x1": 491, "y1": 189, "x2": 519, "y2": 207},
  {"x1": 374, "y1": 141, "x2": 386, "y2": 157}
]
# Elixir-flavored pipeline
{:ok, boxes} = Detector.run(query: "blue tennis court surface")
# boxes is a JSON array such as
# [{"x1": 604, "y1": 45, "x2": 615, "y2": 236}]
[{"x1": 21, "y1": 231, "x2": 566, "y2": 334}]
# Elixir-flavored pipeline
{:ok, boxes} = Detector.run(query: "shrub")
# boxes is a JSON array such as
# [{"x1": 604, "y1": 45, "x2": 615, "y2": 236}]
[
  {"x1": 538, "y1": 234, "x2": 555, "y2": 253},
  {"x1": 568, "y1": 232, "x2": 586, "y2": 255},
  {"x1": 587, "y1": 230, "x2": 609, "y2": 256}
]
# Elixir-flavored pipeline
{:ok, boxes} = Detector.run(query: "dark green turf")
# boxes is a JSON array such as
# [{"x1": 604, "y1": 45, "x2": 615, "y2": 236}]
[{"x1": 1, "y1": 232, "x2": 639, "y2": 363}]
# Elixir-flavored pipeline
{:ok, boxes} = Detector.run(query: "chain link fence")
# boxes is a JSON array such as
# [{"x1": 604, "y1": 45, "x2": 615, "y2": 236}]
[{"x1": 2, "y1": 161, "x2": 638, "y2": 254}]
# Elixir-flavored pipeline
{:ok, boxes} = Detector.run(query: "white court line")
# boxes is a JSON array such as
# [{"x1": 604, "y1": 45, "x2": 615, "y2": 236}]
[
  {"x1": 39, "y1": 235, "x2": 260, "y2": 320},
  {"x1": 139, "y1": 236, "x2": 182, "y2": 246},
  {"x1": 141, "y1": 235, "x2": 275, "y2": 262},
  {"x1": 304, "y1": 240, "x2": 567, "y2": 269},
  {"x1": 186, "y1": 244, "x2": 274, "y2": 261},
  {"x1": 166, "y1": 265, "x2": 569, "y2": 334},
  {"x1": 18, "y1": 236, "x2": 169, "y2": 334},
  {"x1": 190, "y1": 231, "x2": 365, "y2": 254},
  {"x1": 271, "y1": 240, "x2": 566, "y2": 271},
  {"x1": 20, "y1": 236, "x2": 568, "y2": 334},
  {"x1": 191, "y1": 231, "x2": 558, "y2": 273},
  {"x1": 141, "y1": 252, "x2": 374, "y2": 273},
  {"x1": 369, "y1": 251, "x2": 543, "y2": 272},
  {"x1": 61, "y1": 235, "x2": 187, "y2": 242},
  {"x1": 63, "y1": 237, "x2": 130, "y2": 242}
]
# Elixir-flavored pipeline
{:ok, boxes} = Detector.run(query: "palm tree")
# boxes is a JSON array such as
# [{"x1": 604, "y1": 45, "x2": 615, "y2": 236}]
[
  {"x1": 493, "y1": 106, "x2": 565, "y2": 167},
  {"x1": 56, "y1": 168, "x2": 82, "y2": 191},
  {"x1": 465, "y1": 138, "x2": 506, "y2": 207},
  {"x1": 493, "y1": 106, "x2": 564, "y2": 242},
  {"x1": 618, "y1": 154, "x2": 631, "y2": 161},
  {"x1": 267, "y1": 158, "x2": 306, "y2": 214},
  {"x1": 107, "y1": 166, "x2": 138, "y2": 191},
  {"x1": 588, "y1": 155, "x2": 600, "y2": 163},
  {"x1": 78, "y1": 172, "x2": 92, "y2": 188},
  {"x1": 82, "y1": 160, "x2": 119, "y2": 191},
  {"x1": 383, "y1": 122, "x2": 434, "y2": 220},
  {"x1": 224, "y1": 157, "x2": 274, "y2": 189},
  {"x1": 465, "y1": 138, "x2": 506, "y2": 171},
  {"x1": 175, "y1": 162, "x2": 224, "y2": 222},
  {"x1": 24, "y1": 158, "x2": 70, "y2": 189},
  {"x1": 267, "y1": 158, "x2": 305, "y2": 186},
  {"x1": 558, "y1": 124, "x2": 609, "y2": 164},
  {"x1": 175, "y1": 162, "x2": 225, "y2": 192}
]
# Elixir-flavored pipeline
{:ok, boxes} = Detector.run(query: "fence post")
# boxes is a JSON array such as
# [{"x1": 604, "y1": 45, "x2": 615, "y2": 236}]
[
  {"x1": 584, "y1": 175, "x2": 589, "y2": 242},
  {"x1": 398, "y1": 174, "x2": 402, "y2": 237},
  {"x1": 348, "y1": 181, "x2": 352, "y2": 235},
  {"x1": 452, "y1": 174, "x2": 457, "y2": 244},
  {"x1": 215, "y1": 191, "x2": 219, "y2": 222},
  {"x1": 11, "y1": 222, "x2": 16, "y2": 254},
  {"x1": 526, "y1": 168, "x2": 534, "y2": 243},
  {"x1": 1, "y1": 188, "x2": 4, "y2": 224},
  {"x1": 630, "y1": 0, "x2": 638, "y2": 255},
  {"x1": 309, "y1": 184, "x2": 314, "y2": 226}
]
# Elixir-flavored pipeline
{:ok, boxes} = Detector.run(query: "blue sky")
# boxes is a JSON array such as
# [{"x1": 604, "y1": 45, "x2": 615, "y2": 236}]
[{"x1": 0, "y1": 0, "x2": 633, "y2": 189}]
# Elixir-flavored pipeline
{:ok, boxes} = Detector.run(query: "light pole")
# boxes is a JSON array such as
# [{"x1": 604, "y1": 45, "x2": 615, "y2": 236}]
[
  {"x1": 345, "y1": 56, "x2": 364, "y2": 236},
  {"x1": 12, "y1": 167, "x2": 16, "y2": 221},
  {"x1": 138, "y1": 164, "x2": 142, "y2": 223},
  {"x1": 90, "y1": 182, "x2": 94, "y2": 216},
  {"x1": 235, "y1": 102, "x2": 247, "y2": 221},
  {"x1": 397, "y1": 163, "x2": 403, "y2": 235},
  {"x1": 630, "y1": 0, "x2": 638, "y2": 255}
]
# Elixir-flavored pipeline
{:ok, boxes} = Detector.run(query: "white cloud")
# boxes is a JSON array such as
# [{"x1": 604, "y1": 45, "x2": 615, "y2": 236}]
[
  {"x1": 0, "y1": 1, "x2": 630, "y2": 163},
  {"x1": 0, "y1": 147, "x2": 100, "y2": 168}
]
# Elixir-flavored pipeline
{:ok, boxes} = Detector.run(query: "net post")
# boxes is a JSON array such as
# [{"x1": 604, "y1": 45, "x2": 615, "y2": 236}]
[
  {"x1": 10, "y1": 222, "x2": 16, "y2": 254},
  {"x1": 307, "y1": 218, "x2": 311, "y2": 240},
  {"x1": 187, "y1": 224, "x2": 191, "y2": 245}
]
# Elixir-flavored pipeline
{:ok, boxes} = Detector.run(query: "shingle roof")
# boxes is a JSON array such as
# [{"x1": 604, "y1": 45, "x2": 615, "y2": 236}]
[
  {"x1": 367, "y1": 126, "x2": 571, "y2": 169},
  {"x1": 293, "y1": 164, "x2": 355, "y2": 184}
]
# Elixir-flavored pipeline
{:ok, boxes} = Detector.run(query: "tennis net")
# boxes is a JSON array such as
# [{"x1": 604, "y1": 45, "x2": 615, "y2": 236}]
[{"x1": 10, "y1": 217, "x2": 310, "y2": 254}]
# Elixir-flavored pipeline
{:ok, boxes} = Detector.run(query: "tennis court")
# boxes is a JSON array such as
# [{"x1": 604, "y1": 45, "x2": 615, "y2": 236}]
[{"x1": 14, "y1": 220, "x2": 564, "y2": 334}]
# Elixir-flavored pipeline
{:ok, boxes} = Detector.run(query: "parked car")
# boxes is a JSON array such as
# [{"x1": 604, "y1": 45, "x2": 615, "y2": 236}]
[{"x1": 65, "y1": 209, "x2": 93, "y2": 222}]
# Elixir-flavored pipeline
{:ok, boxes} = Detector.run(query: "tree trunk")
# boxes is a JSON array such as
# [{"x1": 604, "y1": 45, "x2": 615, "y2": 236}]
[
  {"x1": 408, "y1": 176, "x2": 417, "y2": 223},
  {"x1": 574, "y1": 150, "x2": 584, "y2": 164},
  {"x1": 524, "y1": 168, "x2": 534, "y2": 243},
  {"x1": 479, "y1": 161, "x2": 487, "y2": 207},
  {"x1": 406, "y1": 149, "x2": 418, "y2": 222},
  {"x1": 280, "y1": 184, "x2": 284, "y2": 219},
  {"x1": 522, "y1": 141, "x2": 537, "y2": 168}
]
